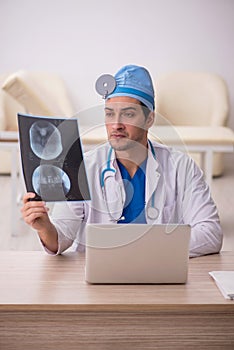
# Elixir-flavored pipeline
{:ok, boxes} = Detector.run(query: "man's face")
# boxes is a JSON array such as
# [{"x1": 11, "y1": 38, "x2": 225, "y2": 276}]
[{"x1": 105, "y1": 96, "x2": 153, "y2": 151}]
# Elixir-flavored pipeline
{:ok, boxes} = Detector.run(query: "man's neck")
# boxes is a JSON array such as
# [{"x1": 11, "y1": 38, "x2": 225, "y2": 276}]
[{"x1": 116, "y1": 143, "x2": 148, "y2": 178}]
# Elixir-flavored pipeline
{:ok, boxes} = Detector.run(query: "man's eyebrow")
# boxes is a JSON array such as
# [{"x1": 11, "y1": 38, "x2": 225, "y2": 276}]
[
  {"x1": 121, "y1": 107, "x2": 137, "y2": 111},
  {"x1": 104, "y1": 106, "x2": 137, "y2": 111}
]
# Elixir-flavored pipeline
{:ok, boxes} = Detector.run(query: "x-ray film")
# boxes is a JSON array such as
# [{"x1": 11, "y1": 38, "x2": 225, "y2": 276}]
[{"x1": 18, "y1": 113, "x2": 91, "y2": 202}]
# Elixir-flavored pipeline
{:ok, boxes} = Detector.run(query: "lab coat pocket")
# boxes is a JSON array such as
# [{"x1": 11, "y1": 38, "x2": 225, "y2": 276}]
[{"x1": 162, "y1": 201, "x2": 177, "y2": 224}]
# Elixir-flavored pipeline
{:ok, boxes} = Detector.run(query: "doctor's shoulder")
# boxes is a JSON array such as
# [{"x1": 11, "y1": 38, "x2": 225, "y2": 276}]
[
  {"x1": 152, "y1": 142, "x2": 201, "y2": 175},
  {"x1": 83, "y1": 143, "x2": 111, "y2": 168},
  {"x1": 150, "y1": 141, "x2": 189, "y2": 163}
]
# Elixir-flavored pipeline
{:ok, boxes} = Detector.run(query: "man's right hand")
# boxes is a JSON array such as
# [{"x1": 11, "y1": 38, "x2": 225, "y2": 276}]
[
  {"x1": 21, "y1": 192, "x2": 51, "y2": 232},
  {"x1": 21, "y1": 192, "x2": 59, "y2": 253}
]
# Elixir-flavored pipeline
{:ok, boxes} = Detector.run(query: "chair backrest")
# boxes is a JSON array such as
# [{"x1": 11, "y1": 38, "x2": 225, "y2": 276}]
[
  {"x1": 1, "y1": 70, "x2": 75, "y2": 131},
  {"x1": 155, "y1": 71, "x2": 229, "y2": 126}
]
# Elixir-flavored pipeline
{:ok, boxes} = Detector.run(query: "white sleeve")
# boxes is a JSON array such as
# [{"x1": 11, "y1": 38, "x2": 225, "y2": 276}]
[
  {"x1": 43, "y1": 201, "x2": 85, "y2": 255},
  {"x1": 180, "y1": 158, "x2": 223, "y2": 258}
]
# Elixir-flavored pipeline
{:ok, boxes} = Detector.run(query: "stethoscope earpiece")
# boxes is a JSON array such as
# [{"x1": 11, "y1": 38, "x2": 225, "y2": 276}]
[{"x1": 95, "y1": 74, "x2": 116, "y2": 99}]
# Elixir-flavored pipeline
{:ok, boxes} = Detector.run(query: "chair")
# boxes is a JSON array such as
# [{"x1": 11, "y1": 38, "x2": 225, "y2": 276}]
[
  {"x1": 155, "y1": 71, "x2": 230, "y2": 176},
  {"x1": 0, "y1": 70, "x2": 75, "y2": 173}
]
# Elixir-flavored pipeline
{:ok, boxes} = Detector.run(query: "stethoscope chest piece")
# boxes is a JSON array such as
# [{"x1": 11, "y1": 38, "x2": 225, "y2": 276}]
[{"x1": 147, "y1": 206, "x2": 159, "y2": 220}]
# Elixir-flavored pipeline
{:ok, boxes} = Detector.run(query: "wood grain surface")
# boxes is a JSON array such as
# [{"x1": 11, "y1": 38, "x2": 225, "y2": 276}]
[{"x1": 0, "y1": 251, "x2": 234, "y2": 349}]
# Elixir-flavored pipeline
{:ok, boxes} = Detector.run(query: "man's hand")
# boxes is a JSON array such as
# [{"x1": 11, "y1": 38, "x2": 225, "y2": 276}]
[
  {"x1": 21, "y1": 192, "x2": 50, "y2": 231},
  {"x1": 21, "y1": 192, "x2": 58, "y2": 253}
]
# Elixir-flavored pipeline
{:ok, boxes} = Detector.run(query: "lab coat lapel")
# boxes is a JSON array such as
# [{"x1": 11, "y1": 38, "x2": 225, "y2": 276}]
[{"x1": 145, "y1": 142, "x2": 161, "y2": 204}]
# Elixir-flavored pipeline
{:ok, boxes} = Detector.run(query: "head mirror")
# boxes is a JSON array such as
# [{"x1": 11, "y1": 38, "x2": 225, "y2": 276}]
[{"x1": 95, "y1": 74, "x2": 116, "y2": 99}]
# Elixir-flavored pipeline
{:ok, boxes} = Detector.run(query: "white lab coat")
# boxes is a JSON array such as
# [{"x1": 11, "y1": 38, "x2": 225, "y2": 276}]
[{"x1": 49, "y1": 141, "x2": 222, "y2": 257}]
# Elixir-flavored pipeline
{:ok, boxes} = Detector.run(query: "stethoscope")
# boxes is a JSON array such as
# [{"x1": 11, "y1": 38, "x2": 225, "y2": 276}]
[{"x1": 100, "y1": 141, "x2": 159, "y2": 221}]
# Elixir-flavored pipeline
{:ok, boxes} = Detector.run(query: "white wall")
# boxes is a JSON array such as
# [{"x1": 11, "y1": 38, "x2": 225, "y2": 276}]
[{"x1": 1, "y1": 0, "x2": 234, "y2": 128}]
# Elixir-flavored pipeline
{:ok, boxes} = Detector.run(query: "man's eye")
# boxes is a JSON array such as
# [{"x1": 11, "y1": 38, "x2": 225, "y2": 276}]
[
  {"x1": 123, "y1": 112, "x2": 134, "y2": 118},
  {"x1": 105, "y1": 112, "x2": 114, "y2": 118}
]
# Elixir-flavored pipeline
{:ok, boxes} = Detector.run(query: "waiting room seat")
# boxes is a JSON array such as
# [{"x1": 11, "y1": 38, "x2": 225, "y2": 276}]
[
  {"x1": 0, "y1": 70, "x2": 75, "y2": 173},
  {"x1": 155, "y1": 71, "x2": 230, "y2": 176}
]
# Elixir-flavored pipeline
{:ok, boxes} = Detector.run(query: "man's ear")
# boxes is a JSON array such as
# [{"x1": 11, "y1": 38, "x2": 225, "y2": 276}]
[{"x1": 146, "y1": 111, "x2": 155, "y2": 129}]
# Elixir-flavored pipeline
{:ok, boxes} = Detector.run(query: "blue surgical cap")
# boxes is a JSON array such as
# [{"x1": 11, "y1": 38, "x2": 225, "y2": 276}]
[{"x1": 107, "y1": 65, "x2": 155, "y2": 111}]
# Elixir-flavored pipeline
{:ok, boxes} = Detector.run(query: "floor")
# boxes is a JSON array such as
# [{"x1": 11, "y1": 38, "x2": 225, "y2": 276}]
[{"x1": 0, "y1": 154, "x2": 233, "y2": 251}]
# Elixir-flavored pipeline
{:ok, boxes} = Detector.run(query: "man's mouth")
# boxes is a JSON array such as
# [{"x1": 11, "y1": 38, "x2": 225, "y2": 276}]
[{"x1": 110, "y1": 133, "x2": 127, "y2": 139}]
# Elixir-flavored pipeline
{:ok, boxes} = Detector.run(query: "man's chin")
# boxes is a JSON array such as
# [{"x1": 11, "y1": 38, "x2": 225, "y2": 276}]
[{"x1": 109, "y1": 138, "x2": 133, "y2": 151}]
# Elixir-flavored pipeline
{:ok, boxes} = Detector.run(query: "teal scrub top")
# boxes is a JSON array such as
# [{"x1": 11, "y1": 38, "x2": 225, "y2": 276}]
[{"x1": 117, "y1": 159, "x2": 147, "y2": 223}]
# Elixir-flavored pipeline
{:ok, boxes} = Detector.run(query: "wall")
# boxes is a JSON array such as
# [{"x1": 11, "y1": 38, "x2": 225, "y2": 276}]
[
  {"x1": 0, "y1": 0, "x2": 233, "y2": 251},
  {"x1": 0, "y1": 0, "x2": 234, "y2": 129}
]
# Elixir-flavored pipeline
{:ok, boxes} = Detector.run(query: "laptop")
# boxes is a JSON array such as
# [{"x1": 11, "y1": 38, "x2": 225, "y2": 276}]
[{"x1": 85, "y1": 224, "x2": 191, "y2": 284}]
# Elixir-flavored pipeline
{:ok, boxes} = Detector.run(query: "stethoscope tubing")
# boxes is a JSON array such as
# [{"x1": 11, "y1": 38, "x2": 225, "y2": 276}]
[{"x1": 100, "y1": 141, "x2": 159, "y2": 221}]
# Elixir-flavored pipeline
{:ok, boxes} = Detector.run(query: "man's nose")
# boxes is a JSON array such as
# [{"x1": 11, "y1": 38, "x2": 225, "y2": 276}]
[{"x1": 110, "y1": 115, "x2": 125, "y2": 129}]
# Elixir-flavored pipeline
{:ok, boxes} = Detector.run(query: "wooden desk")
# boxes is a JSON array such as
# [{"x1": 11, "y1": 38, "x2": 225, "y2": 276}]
[{"x1": 0, "y1": 251, "x2": 234, "y2": 349}]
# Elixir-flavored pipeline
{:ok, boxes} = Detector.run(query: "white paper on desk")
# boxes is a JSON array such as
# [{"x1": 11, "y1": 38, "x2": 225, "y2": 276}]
[{"x1": 209, "y1": 271, "x2": 234, "y2": 300}]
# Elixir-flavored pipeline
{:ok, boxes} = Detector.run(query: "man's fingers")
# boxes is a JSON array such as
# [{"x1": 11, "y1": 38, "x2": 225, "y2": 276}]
[
  {"x1": 23, "y1": 206, "x2": 48, "y2": 217},
  {"x1": 21, "y1": 200, "x2": 46, "y2": 213},
  {"x1": 22, "y1": 192, "x2": 36, "y2": 204},
  {"x1": 24, "y1": 212, "x2": 45, "y2": 226},
  {"x1": 21, "y1": 192, "x2": 50, "y2": 230}
]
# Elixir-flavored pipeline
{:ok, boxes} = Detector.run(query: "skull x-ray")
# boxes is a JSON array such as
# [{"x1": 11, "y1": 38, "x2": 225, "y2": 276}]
[
  {"x1": 29, "y1": 120, "x2": 63, "y2": 160},
  {"x1": 18, "y1": 113, "x2": 90, "y2": 202}
]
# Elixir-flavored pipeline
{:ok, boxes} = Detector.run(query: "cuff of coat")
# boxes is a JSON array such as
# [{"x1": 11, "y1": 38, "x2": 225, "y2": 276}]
[{"x1": 39, "y1": 222, "x2": 74, "y2": 255}]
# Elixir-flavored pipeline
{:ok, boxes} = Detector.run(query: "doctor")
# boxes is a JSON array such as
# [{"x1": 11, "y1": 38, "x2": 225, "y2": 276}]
[{"x1": 21, "y1": 64, "x2": 223, "y2": 257}]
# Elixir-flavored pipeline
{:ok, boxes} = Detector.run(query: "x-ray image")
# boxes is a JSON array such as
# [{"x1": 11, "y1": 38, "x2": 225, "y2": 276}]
[
  {"x1": 18, "y1": 113, "x2": 91, "y2": 202},
  {"x1": 29, "y1": 120, "x2": 63, "y2": 160},
  {"x1": 32, "y1": 165, "x2": 71, "y2": 200}
]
